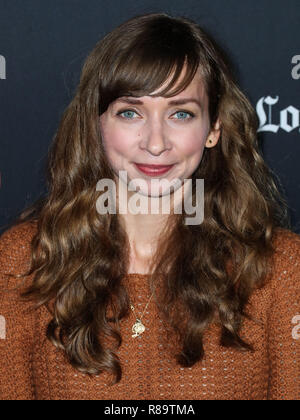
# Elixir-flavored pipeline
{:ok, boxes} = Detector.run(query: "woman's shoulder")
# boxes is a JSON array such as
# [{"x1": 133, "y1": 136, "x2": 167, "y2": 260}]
[
  {"x1": 267, "y1": 227, "x2": 300, "y2": 294},
  {"x1": 0, "y1": 220, "x2": 38, "y2": 277},
  {"x1": 271, "y1": 227, "x2": 300, "y2": 260},
  {"x1": 0, "y1": 222, "x2": 38, "y2": 361}
]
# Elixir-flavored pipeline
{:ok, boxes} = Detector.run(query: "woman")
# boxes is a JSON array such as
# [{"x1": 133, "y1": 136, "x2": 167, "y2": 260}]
[{"x1": 0, "y1": 12, "x2": 299, "y2": 400}]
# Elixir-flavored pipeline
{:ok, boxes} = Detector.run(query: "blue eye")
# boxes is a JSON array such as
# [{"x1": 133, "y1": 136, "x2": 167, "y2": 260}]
[
  {"x1": 116, "y1": 109, "x2": 195, "y2": 121},
  {"x1": 117, "y1": 109, "x2": 138, "y2": 119},
  {"x1": 174, "y1": 111, "x2": 194, "y2": 120}
]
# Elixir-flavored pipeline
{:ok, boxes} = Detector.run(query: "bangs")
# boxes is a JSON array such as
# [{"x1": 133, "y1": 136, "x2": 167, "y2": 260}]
[{"x1": 98, "y1": 16, "x2": 201, "y2": 115}]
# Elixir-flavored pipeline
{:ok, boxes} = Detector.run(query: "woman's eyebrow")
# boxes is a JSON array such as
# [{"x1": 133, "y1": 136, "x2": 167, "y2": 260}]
[{"x1": 116, "y1": 97, "x2": 202, "y2": 109}]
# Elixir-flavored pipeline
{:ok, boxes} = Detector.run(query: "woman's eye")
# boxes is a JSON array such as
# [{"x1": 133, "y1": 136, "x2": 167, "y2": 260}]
[
  {"x1": 173, "y1": 111, "x2": 195, "y2": 121},
  {"x1": 116, "y1": 109, "x2": 195, "y2": 121},
  {"x1": 117, "y1": 109, "x2": 139, "y2": 119}
]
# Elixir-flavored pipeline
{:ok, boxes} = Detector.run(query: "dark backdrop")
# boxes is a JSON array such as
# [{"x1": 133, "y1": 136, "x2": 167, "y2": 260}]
[{"x1": 1, "y1": 0, "x2": 300, "y2": 235}]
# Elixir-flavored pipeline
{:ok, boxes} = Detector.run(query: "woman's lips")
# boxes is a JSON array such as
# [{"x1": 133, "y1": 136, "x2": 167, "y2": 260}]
[{"x1": 134, "y1": 163, "x2": 175, "y2": 176}]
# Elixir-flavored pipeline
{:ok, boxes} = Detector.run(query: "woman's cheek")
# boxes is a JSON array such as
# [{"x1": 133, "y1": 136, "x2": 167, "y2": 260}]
[
  {"x1": 178, "y1": 129, "x2": 207, "y2": 156},
  {"x1": 109, "y1": 126, "x2": 136, "y2": 151}
]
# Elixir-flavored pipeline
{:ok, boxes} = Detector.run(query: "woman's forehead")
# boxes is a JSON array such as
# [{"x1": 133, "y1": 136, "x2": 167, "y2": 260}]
[
  {"x1": 149, "y1": 72, "x2": 207, "y2": 104},
  {"x1": 114, "y1": 94, "x2": 204, "y2": 111},
  {"x1": 110, "y1": 73, "x2": 207, "y2": 111},
  {"x1": 149, "y1": 63, "x2": 204, "y2": 95}
]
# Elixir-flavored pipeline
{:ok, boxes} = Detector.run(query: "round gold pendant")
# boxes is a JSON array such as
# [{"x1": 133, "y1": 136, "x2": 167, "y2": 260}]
[{"x1": 132, "y1": 319, "x2": 146, "y2": 338}]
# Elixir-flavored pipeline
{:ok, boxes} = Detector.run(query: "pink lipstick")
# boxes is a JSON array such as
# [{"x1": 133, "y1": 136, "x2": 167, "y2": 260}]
[{"x1": 134, "y1": 163, "x2": 175, "y2": 176}]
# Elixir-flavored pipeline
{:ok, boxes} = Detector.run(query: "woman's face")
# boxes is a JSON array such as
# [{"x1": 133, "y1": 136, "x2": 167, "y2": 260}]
[{"x1": 99, "y1": 70, "x2": 220, "y2": 198}]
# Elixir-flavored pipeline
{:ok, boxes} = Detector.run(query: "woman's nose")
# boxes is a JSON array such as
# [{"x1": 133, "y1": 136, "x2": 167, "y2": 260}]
[{"x1": 139, "y1": 119, "x2": 171, "y2": 156}]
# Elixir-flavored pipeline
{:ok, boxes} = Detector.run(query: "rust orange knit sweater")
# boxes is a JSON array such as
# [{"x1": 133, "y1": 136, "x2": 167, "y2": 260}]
[{"x1": 0, "y1": 221, "x2": 299, "y2": 400}]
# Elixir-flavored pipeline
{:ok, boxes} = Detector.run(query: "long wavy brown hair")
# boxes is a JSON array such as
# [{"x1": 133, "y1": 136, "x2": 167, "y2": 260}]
[{"x1": 5, "y1": 12, "x2": 291, "y2": 385}]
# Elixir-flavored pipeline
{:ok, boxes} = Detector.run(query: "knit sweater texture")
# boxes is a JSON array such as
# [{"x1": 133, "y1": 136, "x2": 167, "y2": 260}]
[{"x1": 0, "y1": 221, "x2": 299, "y2": 400}]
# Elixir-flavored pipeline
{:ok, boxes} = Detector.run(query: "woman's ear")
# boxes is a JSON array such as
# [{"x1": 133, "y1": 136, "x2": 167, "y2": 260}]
[{"x1": 205, "y1": 118, "x2": 221, "y2": 148}]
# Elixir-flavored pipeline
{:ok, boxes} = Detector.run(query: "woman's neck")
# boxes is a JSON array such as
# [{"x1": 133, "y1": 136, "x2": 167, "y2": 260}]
[
  {"x1": 119, "y1": 211, "x2": 168, "y2": 275},
  {"x1": 115, "y1": 177, "x2": 186, "y2": 273}
]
